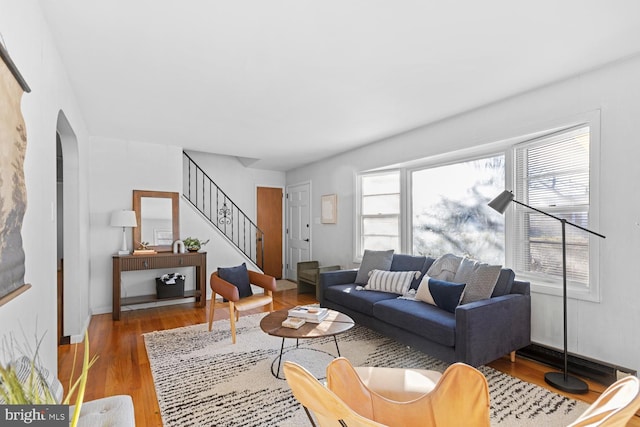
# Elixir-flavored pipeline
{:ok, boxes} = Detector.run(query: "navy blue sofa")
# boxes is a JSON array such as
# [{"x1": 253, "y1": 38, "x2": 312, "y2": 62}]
[{"x1": 319, "y1": 254, "x2": 531, "y2": 367}]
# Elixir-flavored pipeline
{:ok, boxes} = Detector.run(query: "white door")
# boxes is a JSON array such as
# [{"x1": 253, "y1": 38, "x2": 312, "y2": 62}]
[{"x1": 286, "y1": 182, "x2": 311, "y2": 279}]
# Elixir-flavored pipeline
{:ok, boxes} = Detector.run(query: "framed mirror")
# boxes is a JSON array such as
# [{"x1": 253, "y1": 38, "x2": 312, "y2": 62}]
[{"x1": 132, "y1": 190, "x2": 179, "y2": 252}]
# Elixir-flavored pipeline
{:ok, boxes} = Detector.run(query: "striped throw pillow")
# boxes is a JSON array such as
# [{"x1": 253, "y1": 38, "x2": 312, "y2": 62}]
[{"x1": 366, "y1": 270, "x2": 421, "y2": 295}]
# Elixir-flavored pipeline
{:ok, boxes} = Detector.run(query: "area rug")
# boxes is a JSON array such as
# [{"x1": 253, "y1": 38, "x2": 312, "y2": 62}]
[{"x1": 143, "y1": 313, "x2": 588, "y2": 427}]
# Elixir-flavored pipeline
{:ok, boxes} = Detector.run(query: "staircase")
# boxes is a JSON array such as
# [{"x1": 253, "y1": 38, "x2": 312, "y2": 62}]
[{"x1": 182, "y1": 152, "x2": 264, "y2": 269}]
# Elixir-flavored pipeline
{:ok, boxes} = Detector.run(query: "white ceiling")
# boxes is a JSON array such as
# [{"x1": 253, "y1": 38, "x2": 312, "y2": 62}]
[{"x1": 40, "y1": 1, "x2": 640, "y2": 171}]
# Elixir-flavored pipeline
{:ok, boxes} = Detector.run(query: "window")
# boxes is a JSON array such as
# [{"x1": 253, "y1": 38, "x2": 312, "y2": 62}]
[
  {"x1": 353, "y1": 113, "x2": 599, "y2": 300},
  {"x1": 357, "y1": 171, "x2": 400, "y2": 258},
  {"x1": 411, "y1": 155, "x2": 505, "y2": 265},
  {"x1": 513, "y1": 125, "x2": 593, "y2": 289}
]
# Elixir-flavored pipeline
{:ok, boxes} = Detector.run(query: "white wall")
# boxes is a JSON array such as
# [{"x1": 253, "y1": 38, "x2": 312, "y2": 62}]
[
  {"x1": 0, "y1": 0, "x2": 91, "y2": 373},
  {"x1": 88, "y1": 138, "x2": 186, "y2": 314},
  {"x1": 287, "y1": 55, "x2": 640, "y2": 373},
  {"x1": 88, "y1": 146, "x2": 286, "y2": 313}
]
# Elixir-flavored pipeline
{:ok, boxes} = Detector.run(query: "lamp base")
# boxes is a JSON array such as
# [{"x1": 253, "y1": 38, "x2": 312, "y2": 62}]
[{"x1": 544, "y1": 371, "x2": 589, "y2": 394}]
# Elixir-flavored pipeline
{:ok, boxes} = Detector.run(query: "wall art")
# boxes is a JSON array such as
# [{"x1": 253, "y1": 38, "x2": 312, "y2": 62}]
[
  {"x1": 321, "y1": 194, "x2": 337, "y2": 224},
  {"x1": 0, "y1": 41, "x2": 31, "y2": 306}
]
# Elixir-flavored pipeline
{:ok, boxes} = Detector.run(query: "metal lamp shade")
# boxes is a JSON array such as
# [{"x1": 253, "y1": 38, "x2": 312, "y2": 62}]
[{"x1": 488, "y1": 190, "x2": 515, "y2": 214}]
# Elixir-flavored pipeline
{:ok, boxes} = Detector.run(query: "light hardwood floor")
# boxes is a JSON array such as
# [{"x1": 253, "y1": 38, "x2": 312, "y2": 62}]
[{"x1": 58, "y1": 288, "x2": 640, "y2": 426}]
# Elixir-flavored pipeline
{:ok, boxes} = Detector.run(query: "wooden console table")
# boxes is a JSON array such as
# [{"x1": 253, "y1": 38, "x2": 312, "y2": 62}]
[{"x1": 112, "y1": 251, "x2": 207, "y2": 320}]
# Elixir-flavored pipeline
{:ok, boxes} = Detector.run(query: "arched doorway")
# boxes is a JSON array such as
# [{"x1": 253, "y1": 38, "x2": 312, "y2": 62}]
[{"x1": 56, "y1": 111, "x2": 81, "y2": 345}]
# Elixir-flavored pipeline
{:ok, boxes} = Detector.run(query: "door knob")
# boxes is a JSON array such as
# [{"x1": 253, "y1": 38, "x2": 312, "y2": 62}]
[{"x1": 304, "y1": 238, "x2": 310, "y2": 242}]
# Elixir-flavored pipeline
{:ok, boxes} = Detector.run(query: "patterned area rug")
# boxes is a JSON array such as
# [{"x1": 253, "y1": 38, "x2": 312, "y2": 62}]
[{"x1": 143, "y1": 313, "x2": 588, "y2": 427}]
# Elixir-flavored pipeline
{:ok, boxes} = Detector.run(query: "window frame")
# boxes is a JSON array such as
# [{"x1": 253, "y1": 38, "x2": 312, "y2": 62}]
[
  {"x1": 353, "y1": 111, "x2": 601, "y2": 302},
  {"x1": 506, "y1": 117, "x2": 601, "y2": 302},
  {"x1": 354, "y1": 169, "x2": 402, "y2": 262}
]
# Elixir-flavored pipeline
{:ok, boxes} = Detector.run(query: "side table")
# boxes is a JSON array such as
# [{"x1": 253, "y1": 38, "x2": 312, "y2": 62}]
[{"x1": 112, "y1": 251, "x2": 206, "y2": 320}]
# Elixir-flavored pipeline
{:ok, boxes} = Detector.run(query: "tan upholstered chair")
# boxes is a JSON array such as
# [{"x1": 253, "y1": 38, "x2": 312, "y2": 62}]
[
  {"x1": 326, "y1": 358, "x2": 491, "y2": 427},
  {"x1": 283, "y1": 361, "x2": 386, "y2": 427},
  {"x1": 208, "y1": 270, "x2": 275, "y2": 344},
  {"x1": 567, "y1": 375, "x2": 640, "y2": 427},
  {"x1": 297, "y1": 261, "x2": 340, "y2": 300}
]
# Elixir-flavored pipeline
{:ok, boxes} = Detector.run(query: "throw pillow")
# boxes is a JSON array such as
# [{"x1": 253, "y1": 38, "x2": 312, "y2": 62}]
[
  {"x1": 426, "y1": 253, "x2": 463, "y2": 282},
  {"x1": 355, "y1": 249, "x2": 394, "y2": 285},
  {"x1": 218, "y1": 262, "x2": 253, "y2": 298},
  {"x1": 415, "y1": 276, "x2": 466, "y2": 313},
  {"x1": 454, "y1": 257, "x2": 502, "y2": 304},
  {"x1": 366, "y1": 270, "x2": 421, "y2": 295}
]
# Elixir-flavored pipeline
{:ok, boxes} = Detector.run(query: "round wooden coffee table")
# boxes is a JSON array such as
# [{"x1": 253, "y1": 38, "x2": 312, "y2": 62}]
[{"x1": 260, "y1": 309, "x2": 355, "y2": 378}]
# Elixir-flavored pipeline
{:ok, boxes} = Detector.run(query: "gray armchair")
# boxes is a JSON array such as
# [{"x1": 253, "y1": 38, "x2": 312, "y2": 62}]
[{"x1": 297, "y1": 261, "x2": 340, "y2": 300}]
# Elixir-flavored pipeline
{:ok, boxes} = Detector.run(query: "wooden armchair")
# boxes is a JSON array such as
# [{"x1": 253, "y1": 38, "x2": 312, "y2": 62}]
[
  {"x1": 297, "y1": 261, "x2": 340, "y2": 300},
  {"x1": 208, "y1": 270, "x2": 276, "y2": 343}
]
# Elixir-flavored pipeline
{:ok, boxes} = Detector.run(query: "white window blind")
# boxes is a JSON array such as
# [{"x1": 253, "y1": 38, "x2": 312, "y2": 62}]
[
  {"x1": 513, "y1": 125, "x2": 591, "y2": 286},
  {"x1": 358, "y1": 171, "x2": 400, "y2": 256}
]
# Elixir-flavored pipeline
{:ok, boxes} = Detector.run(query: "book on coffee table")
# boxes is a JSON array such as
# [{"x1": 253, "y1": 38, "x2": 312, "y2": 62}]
[
  {"x1": 281, "y1": 317, "x2": 306, "y2": 329},
  {"x1": 288, "y1": 305, "x2": 329, "y2": 323}
]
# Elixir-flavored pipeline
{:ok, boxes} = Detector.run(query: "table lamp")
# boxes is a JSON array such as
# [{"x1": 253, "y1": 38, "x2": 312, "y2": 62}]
[{"x1": 110, "y1": 210, "x2": 137, "y2": 255}]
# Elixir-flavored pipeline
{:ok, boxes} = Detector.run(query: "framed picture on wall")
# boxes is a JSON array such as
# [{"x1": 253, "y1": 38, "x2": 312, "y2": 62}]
[
  {"x1": 0, "y1": 42, "x2": 31, "y2": 307},
  {"x1": 321, "y1": 194, "x2": 337, "y2": 224}
]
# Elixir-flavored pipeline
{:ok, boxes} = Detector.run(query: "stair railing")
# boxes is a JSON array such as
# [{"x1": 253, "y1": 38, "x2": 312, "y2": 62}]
[{"x1": 183, "y1": 152, "x2": 264, "y2": 270}]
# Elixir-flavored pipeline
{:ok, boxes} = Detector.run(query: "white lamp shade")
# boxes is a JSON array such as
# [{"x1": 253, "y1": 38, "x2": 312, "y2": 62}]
[{"x1": 110, "y1": 210, "x2": 137, "y2": 227}]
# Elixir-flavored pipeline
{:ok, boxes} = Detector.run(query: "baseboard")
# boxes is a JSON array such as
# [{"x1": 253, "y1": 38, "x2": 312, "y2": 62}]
[
  {"x1": 518, "y1": 343, "x2": 637, "y2": 386},
  {"x1": 69, "y1": 313, "x2": 92, "y2": 344}
]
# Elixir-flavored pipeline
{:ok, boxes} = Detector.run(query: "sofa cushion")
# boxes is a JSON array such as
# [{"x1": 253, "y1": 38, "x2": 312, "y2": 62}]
[
  {"x1": 454, "y1": 257, "x2": 501, "y2": 304},
  {"x1": 426, "y1": 254, "x2": 463, "y2": 282},
  {"x1": 372, "y1": 299, "x2": 456, "y2": 347},
  {"x1": 390, "y1": 255, "x2": 435, "y2": 290},
  {"x1": 355, "y1": 249, "x2": 394, "y2": 284},
  {"x1": 491, "y1": 268, "x2": 515, "y2": 297},
  {"x1": 324, "y1": 284, "x2": 397, "y2": 316},
  {"x1": 390, "y1": 254, "x2": 426, "y2": 272},
  {"x1": 366, "y1": 270, "x2": 421, "y2": 295},
  {"x1": 218, "y1": 263, "x2": 252, "y2": 298},
  {"x1": 415, "y1": 277, "x2": 466, "y2": 313}
]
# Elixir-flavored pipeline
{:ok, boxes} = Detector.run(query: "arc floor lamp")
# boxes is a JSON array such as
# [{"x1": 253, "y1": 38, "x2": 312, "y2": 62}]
[{"x1": 488, "y1": 190, "x2": 605, "y2": 394}]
